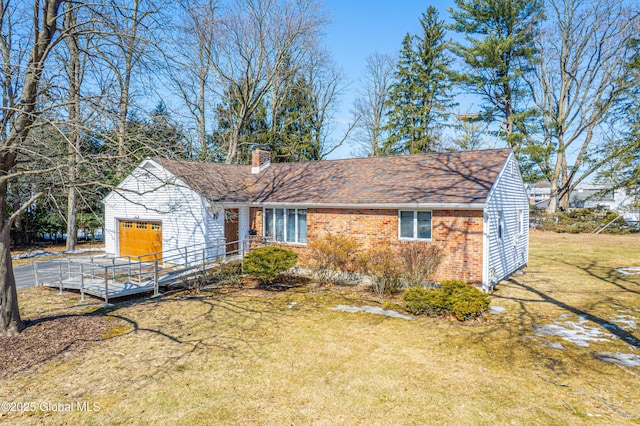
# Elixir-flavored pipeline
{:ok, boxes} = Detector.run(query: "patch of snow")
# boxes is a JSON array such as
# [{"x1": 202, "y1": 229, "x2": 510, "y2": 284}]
[
  {"x1": 595, "y1": 352, "x2": 640, "y2": 367},
  {"x1": 66, "y1": 248, "x2": 104, "y2": 254},
  {"x1": 287, "y1": 302, "x2": 298, "y2": 309},
  {"x1": 534, "y1": 316, "x2": 611, "y2": 347},
  {"x1": 615, "y1": 267, "x2": 640, "y2": 276},
  {"x1": 542, "y1": 342, "x2": 565, "y2": 350},
  {"x1": 12, "y1": 250, "x2": 57, "y2": 260},
  {"x1": 607, "y1": 315, "x2": 637, "y2": 330},
  {"x1": 12, "y1": 247, "x2": 104, "y2": 260},
  {"x1": 330, "y1": 305, "x2": 414, "y2": 321},
  {"x1": 490, "y1": 306, "x2": 505, "y2": 314}
]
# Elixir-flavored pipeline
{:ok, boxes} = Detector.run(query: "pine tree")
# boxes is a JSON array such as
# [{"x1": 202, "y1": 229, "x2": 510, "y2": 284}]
[
  {"x1": 268, "y1": 74, "x2": 318, "y2": 162},
  {"x1": 385, "y1": 7, "x2": 454, "y2": 154},
  {"x1": 449, "y1": 0, "x2": 543, "y2": 150}
]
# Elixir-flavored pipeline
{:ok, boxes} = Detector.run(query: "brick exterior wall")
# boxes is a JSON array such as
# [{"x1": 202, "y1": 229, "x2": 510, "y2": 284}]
[{"x1": 248, "y1": 207, "x2": 484, "y2": 284}]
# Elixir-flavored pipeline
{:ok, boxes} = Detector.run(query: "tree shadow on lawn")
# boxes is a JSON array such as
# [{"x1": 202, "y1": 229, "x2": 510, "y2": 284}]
[
  {"x1": 252, "y1": 274, "x2": 312, "y2": 291},
  {"x1": 494, "y1": 278, "x2": 640, "y2": 349},
  {"x1": 1, "y1": 311, "x2": 121, "y2": 377},
  {"x1": 5, "y1": 288, "x2": 293, "y2": 381},
  {"x1": 535, "y1": 253, "x2": 640, "y2": 296}
]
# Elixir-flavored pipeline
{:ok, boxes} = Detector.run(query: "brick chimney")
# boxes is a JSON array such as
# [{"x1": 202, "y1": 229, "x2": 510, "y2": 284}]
[{"x1": 251, "y1": 148, "x2": 271, "y2": 174}]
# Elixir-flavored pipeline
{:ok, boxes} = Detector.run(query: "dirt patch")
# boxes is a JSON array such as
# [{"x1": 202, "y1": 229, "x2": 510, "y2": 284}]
[{"x1": 0, "y1": 313, "x2": 127, "y2": 378}]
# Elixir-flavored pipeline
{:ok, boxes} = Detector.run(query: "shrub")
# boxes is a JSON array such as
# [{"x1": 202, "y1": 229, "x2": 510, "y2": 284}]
[
  {"x1": 308, "y1": 233, "x2": 361, "y2": 285},
  {"x1": 452, "y1": 300, "x2": 488, "y2": 321},
  {"x1": 441, "y1": 280, "x2": 490, "y2": 321},
  {"x1": 397, "y1": 243, "x2": 445, "y2": 288},
  {"x1": 530, "y1": 207, "x2": 636, "y2": 234},
  {"x1": 403, "y1": 286, "x2": 448, "y2": 316},
  {"x1": 243, "y1": 246, "x2": 298, "y2": 283},
  {"x1": 403, "y1": 280, "x2": 489, "y2": 321},
  {"x1": 366, "y1": 247, "x2": 402, "y2": 296}
]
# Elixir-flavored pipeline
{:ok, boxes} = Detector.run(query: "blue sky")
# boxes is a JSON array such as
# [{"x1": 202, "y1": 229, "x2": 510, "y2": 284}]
[{"x1": 322, "y1": 1, "x2": 458, "y2": 158}]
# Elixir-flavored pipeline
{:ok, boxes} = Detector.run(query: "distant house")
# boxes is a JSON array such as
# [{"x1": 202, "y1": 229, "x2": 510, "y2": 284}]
[
  {"x1": 525, "y1": 181, "x2": 552, "y2": 208},
  {"x1": 526, "y1": 181, "x2": 639, "y2": 221},
  {"x1": 103, "y1": 148, "x2": 529, "y2": 290}
]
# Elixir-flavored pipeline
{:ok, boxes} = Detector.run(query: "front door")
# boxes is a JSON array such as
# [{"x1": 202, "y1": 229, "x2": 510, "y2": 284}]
[{"x1": 224, "y1": 209, "x2": 239, "y2": 254}]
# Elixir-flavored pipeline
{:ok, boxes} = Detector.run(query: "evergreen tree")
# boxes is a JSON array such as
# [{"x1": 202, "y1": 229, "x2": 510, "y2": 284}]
[
  {"x1": 270, "y1": 75, "x2": 320, "y2": 162},
  {"x1": 385, "y1": 7, "x2": 454, "y2": 154},
  {"x1": 449, "y1": 0, "x2": 543, "y2": 151},
  {"x1": 211, "y1": 93, "x2": 269, "y2": 164},
  {"x1": 147, "y1": 101, "x2": 190, "y2": 159},
  {"x1": 212, "y1": 73, "x2": 323, "y2": 164}
]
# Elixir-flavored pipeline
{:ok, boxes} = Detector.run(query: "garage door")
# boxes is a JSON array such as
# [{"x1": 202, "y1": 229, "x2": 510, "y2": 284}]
[{"x1": 119, "y1": 220, "x2": 162, "y2": 262}]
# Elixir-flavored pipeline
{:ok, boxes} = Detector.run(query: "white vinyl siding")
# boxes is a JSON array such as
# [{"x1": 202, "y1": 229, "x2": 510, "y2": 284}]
[
  {"x1": 263, "y1": 208, "x2": 307, "y2": 244},
  {"x1": 398, "y1": 210, "x2": 432, "y2": 240},
  {"x1": 484, "y1": 153, "x2": 529, "y2": 288},
  {"x1": 103, "y1": 160, "x2": 224, "y2": 264}
]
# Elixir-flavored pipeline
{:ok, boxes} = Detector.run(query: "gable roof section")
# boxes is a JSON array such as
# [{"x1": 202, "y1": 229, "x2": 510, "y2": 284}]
[{"x1": 154, "y1": 148, "x2": 512, "y2": 207}]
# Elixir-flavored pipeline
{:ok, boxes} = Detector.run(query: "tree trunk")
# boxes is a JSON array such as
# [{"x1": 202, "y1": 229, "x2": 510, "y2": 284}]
[
  {"x1": 546, "y1": 155, "x2": 563, "y2": 214},
  {"x1": 0, "y1": 180, "x2": 23, "y2": 335},
  {"x1": 225, "y1": 121, "x2": 240, "y2": 164},
  {"x1": 65, "y1": 2, "x2": 80, "y2": 252},
  {"x1": 199, "y1": 66, "x2": 207, "y2": 160},
  {"x1": 0, "y1": 0, "x2": 63, "y2": 334},
  {"x1": 557, "y1": 150, "x2": 569, "y2": 211},
  {"x1": 116, "y1": 0, "x2": 138, "y2": 171},
  {"x1": 11, "y1": 185, "x2": 23, "y2": 246},
  {"x1": 66, "y1": 186, "x2": 77, "y2": 251}
]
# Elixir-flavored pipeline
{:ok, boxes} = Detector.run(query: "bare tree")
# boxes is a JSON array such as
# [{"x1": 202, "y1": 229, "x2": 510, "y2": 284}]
[
  {"x1": 351, "y1": 52, "x2": 395, "y2": 157},
  {"x1": 210, "y1": 0, "x2": 327, "y2": 163},
  {"x1": 304, "y1": 48, "x2": 350, "y2": 159},
  {"x1": 166, "y1": 0, "x2": 218, "y2": 160},
  {"x1": 63, "y1": 1, "x2": 81, "y2": 251},
  {"x1": 521, "y1": 0, "x2": 640, "y2": 212},
  {"x1": 91, "y1": 0, "x2": 165, "y2": 172},
  {"x1": 0, "y1": 0, "x2": 173, "y2": 335},
  {"x1": 0, "y1": 0, "x2": 65, "y2": 334}
]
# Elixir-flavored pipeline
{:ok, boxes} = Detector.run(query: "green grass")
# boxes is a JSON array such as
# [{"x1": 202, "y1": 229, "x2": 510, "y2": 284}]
[{"x1": 1, "y1": 231, "x2": 639, "y2": 425}]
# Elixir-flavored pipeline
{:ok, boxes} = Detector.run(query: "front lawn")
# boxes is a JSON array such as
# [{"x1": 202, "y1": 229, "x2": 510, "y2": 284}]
[{"x1": 1, "y1": 231, "x2": 638, "y2": 424}]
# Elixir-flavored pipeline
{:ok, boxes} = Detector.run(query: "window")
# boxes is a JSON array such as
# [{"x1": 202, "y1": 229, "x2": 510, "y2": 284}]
[
  {"x1": 518, "y1": 209, "x2": 523, "y2": 235},
  {"x1": 121, "y1": 221, "x2": 133, "y2": 228},
  {"x1": 398, "y1": 211, "x2": 432, "y2": 240},
  {"x1": 136, "y1": 222, "x2": 148, "y2": 229},
  {"x1": 263, "y1": 208, "x2": 307, "y2": 244},
  {"x1": 498, "y1": 211, "x2": 505, "y2": 240},
  {"x1": 264, "y1": 209, "x2": 274, "y2": 238},
  {"x1": 151, "y1": 223, "x2": 162, "y2": 231},
  {"x1": 275, "y1": 209, "x2": 285, "y2": 241}
]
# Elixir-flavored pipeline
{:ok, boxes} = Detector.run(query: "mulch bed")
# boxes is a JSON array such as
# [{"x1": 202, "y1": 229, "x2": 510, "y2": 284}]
[{"x1": 0, "y1": 314, "x2": 120, "y2": 377}]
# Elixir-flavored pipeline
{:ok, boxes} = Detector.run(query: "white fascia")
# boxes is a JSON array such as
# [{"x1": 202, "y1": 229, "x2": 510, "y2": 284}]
[{"x1": 220, "y1": 202, "x2": 486, "y2": 210}]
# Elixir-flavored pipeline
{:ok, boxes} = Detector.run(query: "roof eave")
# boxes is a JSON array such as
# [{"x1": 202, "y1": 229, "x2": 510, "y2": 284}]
[{"x1": 219, "y1": 201, "x2": 486, "y2": 210}]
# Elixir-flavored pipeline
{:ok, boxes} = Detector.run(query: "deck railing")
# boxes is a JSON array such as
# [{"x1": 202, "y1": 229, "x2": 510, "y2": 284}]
[{"x1": 34, "y1": 238, "x2": 262, "y2": 304}]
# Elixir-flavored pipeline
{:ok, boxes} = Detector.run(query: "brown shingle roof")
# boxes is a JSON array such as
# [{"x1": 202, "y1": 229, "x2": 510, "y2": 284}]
[{"x1": 154, "y1": 148, "x2": 511, "y2": 206}]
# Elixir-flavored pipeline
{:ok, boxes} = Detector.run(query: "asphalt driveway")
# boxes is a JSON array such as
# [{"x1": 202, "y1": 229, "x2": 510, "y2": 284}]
[
  {"x1": 14, "y1": 262, "x2": 57, "y2": 290},
  {"x1": 14, "y1": 253, "x2": 107, "y2": 290}
]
